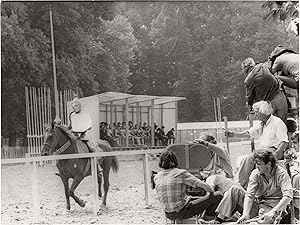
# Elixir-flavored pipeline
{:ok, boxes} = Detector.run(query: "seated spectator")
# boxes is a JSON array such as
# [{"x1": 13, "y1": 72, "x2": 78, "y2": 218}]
[
  {"x1": 201, "y1": 149, "x2": 293, "y2": 224},
  {"x1": 156, "y1": 126, "x2": 168, "y2": 146},
  {"x1": 154, "y1": 151, "x2": 222, "y2": 222},
  {"x1": 194, "y1": 133, "x2": 233, "y2": 179},
  {"x1": 166, "y1": 128, "x2": 175, "y2": 144},
  {"x1": 225, "y1": 101, "x2": 289, "y2": 189}
]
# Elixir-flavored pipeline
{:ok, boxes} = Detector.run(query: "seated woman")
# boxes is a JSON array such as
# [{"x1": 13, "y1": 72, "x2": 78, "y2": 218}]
[{"x1": 154, "y1": 151, "x2": 222, "y2": 222}]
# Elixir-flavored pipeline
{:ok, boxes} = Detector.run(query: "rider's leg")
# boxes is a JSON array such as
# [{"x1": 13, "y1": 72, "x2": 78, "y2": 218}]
[{"x1": 85, "y1": 140, "x2": 103, "y2": 172}]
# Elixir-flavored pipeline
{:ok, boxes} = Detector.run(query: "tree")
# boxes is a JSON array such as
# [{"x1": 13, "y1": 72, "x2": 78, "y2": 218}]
[
  {"x1": 262, "y1": 1, "x2": 299, "y2": 36},
  {"x1": 1, "y1": 2, "x2": 51, "y2": 144}
]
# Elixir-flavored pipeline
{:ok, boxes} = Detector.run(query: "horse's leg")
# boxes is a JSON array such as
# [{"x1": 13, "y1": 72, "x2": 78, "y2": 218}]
[
  {"x1": 102, "y1": 160, "x2": 111, "y2": 206},
  {"x1": 69, "y1": 175, "x2": 86, "y2": 207},
  {"x1": 97, "y1": 171, "x2": 103, "y2": 199},
  {"x1": 61, "y1": 176, "x2": 71, "y2": 210}
]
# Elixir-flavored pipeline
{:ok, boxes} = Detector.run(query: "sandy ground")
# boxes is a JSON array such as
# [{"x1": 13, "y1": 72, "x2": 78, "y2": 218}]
[{"x1": 1, "y1": 143, "x2": 252, "y2": 225}]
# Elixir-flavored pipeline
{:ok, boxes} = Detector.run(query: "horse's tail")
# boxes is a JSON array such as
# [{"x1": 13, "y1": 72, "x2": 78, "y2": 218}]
[{"x1": 110, "y1": 156, "x2": 119, "y2": 173}]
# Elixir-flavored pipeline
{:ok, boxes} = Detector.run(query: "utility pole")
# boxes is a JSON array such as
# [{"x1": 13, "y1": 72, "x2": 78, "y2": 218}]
[{"x1": 49, "y1": 6, "x2": 60, "y2": 124}]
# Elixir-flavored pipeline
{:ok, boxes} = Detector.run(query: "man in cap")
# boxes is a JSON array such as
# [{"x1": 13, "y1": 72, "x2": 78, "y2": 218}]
[{"x1": 241, "y1": 57, "x2": 288, "y2": 124}]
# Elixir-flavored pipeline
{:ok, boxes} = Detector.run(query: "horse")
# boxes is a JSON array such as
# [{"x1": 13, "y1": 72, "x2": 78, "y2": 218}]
[{"x1": 41, "y1": 122, "x2": 119, "y2": 211}]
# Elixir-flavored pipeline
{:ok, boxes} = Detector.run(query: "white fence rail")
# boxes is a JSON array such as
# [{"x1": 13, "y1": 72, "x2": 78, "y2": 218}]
[{"x1": 1, "y1": 148, "x2": 165, "y2": 222}]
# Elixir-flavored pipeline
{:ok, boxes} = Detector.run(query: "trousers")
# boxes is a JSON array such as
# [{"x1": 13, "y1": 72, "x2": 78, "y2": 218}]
[{"x1": 165, "y1": 192, "x2": 223, "y2": 220}]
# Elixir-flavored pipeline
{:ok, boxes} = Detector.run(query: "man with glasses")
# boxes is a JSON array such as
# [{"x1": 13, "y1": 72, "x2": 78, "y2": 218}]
[{"x1": 226, "y1": 101, "x2": 289, "y2": 189}]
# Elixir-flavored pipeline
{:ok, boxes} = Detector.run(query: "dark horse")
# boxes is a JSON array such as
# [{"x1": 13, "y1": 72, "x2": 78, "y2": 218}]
[{"x1": 41, "y1": 122, "x2": 119, "y2": 210}]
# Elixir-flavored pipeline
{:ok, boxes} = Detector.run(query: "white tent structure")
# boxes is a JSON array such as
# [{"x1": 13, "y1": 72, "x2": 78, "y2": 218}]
[{"x1": 67, "y1": 92, "x2": 185, "y2": 147}]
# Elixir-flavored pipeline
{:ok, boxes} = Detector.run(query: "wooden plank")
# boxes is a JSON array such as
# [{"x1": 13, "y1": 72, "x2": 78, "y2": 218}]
[
  {"x1": 223, "y1": 116, "x2": 230, "y2": 155},
  {"x1": 249, "y1": 112, "x2": 255, "y2": 152},
  {"x1": 175, "y1": 101, "x2": 178, "y2": 144},
  {"x1": 31, "y1": 161, "x2": 40, "y2": 220},
  {"x1": 184, "y1": 144, "x2": 189, "y2": 169},
  {"x1": 110, "y1": 101, "x2": 113, "y2": 126},
  {"x1": 1, "y1": 148, "x2": 166, "y2": 165},
  {"x1": 160, "y1": 104, "x2": 163, "y2": 127},
  {"x1": 143, "y1": 153, "x2": 150, "y2": 206},
  {"x1": 91, "y1": 157, "x2": 99, "y2": 215},
  {"x1": 125, "y1": 99, "x2": 129, "y2": 147},
  {"x1": 151, "y1": 100, "x2": 155, "y2": 146}
]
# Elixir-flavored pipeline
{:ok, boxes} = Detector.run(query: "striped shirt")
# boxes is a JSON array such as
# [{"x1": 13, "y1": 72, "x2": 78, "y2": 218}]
[{"x1": 154, "y1": 168, "x2": 210, "y2": 213}]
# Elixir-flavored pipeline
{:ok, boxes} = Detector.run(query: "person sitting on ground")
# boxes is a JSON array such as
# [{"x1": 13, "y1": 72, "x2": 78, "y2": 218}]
[
  {"x1": 166, "y1": 128, "x2": 176, "y2": 144},
  {"x1": 194, "y1": 132, "x2": 233, "y2": 179},
  {"x1": 200, "y1": 149, "x2": 293, "y2": 224},
  {"x1": 225, "y1": 101, "x2": 289, "y2": 189},
  {"x1": 154, "y1": 151, "x2": 223, "y2": 222},
  {"x1": 241, "y1": 57, "x2": 288, "y2": 124},
  {"x1": 199, "y1": 174, "x2": 243, "y2": 223}
]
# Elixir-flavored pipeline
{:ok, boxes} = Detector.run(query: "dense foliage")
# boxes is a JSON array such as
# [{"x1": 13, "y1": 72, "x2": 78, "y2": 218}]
[{"x1": 1, "y1": 1, "x2": 298, "y2": 144}]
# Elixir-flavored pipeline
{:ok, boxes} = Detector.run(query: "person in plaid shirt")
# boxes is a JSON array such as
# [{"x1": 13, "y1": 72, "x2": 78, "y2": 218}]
[{"x1": 154, "y1": 151, "x2": 223, "y2": 221}]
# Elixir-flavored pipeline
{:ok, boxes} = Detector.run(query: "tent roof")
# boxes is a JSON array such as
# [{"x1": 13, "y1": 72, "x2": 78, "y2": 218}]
[{"x1": 83, "y1": 92, "x2": 185, "y2": 106}]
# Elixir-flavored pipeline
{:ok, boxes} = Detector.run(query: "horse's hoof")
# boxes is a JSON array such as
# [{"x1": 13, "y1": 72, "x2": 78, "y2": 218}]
[
  {"x1": 79, "y1": 200, "x2": 87, "y2": 208},
  {"x1": 62, "y1": 209, "x2": 69, "y2": 215}
]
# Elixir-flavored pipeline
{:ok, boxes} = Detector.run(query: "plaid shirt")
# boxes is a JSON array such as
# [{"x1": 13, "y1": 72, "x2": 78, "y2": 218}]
[{"x1": 154, "y1": 168, "x2": 210, "y2": 213}]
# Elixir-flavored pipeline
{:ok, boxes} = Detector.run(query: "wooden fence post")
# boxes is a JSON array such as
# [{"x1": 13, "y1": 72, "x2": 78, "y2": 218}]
[
  {"x1": 143, "y1": 153, "x2": 150, "y2": 206},
  {"x1": 31, "y1": 160, "x2": 40, "y2": 221},
  {"x1": 223, "y1": 116, "x2": 230, "y2": 155},
  {"x1": 91, "y1": 157, "x2": 99, "y2": 215},
  {"x1": 249, "y1": 112, "x2": 255, "y2": 151}
]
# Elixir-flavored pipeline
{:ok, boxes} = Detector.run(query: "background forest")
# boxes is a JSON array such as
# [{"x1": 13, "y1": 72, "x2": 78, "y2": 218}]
[{"x1": 1, "y1": 1, "x2": 299, "y2": 145}]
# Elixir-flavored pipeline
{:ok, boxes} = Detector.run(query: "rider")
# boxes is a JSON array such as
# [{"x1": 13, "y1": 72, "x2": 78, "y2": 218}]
[{"x1": 69, "y1": 96, "x2": 103, "y2": 171}]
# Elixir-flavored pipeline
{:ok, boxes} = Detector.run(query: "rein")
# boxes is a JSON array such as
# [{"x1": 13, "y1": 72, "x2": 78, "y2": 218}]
[
  {"x1": 44, "y1": 126, "x2": 72, "y2": 155},
  {"x1": 54, "y1": 140, "x2": 71, "y2": 155}
]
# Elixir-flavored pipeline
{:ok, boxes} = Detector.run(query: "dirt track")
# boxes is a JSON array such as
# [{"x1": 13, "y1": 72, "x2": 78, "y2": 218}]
[
  {"x1": 1, "y1": 156, "x2": 166, "y2": 224},
  {"x1": 1, "y1": 144, "x2": 252, "y2": 224}
]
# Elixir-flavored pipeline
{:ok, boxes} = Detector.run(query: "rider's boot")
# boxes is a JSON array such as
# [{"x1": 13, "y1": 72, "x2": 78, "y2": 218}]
[{"x1": 86, "y1": 140, "x2": 103, "y2": 173}]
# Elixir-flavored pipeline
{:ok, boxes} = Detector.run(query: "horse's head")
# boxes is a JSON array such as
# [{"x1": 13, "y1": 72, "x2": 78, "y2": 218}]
[{"x1": 41, "y1": 122, "x2": 59, "y2": 156}]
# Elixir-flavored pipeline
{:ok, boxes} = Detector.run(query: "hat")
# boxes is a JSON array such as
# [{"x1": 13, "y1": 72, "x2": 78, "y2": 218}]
[{"x1": 241, "y1": 58, "x2": 255, "y2": 70}]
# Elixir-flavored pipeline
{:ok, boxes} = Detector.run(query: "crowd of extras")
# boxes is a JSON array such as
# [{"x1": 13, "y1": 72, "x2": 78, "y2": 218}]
[
  {"x1": 152, "y1": 45, "x2": 300, "y2": 224},
  {"x1": 99, "y1": 121, "x2": 175, "y2": 147}
]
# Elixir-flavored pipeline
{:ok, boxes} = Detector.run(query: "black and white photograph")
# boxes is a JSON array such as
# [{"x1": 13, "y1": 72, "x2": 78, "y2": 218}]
[{"x1": 1, "y1": 1, "x2": 299, "y2": 224}]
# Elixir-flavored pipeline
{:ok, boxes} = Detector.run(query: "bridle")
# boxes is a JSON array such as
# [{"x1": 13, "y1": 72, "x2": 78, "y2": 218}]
[{"x1": 43, "y1": 126, "x2": 71, "y2": 155}]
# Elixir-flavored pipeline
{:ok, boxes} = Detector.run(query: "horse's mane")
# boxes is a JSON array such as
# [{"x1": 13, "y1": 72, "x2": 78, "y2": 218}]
[
  {"x1": 55, "y1": 125, "x2": 114, "y2": 153},
  {"x1": 55, "y1": 125, "x2": 77, "y2": 143}
]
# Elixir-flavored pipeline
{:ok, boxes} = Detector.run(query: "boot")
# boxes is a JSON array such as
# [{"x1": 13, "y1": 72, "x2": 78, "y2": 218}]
[{"x1": 86, "y1": 140, "x2": 103, "y2": 172}]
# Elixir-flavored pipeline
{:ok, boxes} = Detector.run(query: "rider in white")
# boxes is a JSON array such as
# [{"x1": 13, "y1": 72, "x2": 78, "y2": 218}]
[{"x1": 69, "y1": 97, "x2": 103, "y2": 171}]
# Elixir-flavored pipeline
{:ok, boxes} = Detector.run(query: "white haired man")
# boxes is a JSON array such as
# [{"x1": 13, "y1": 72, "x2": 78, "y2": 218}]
[
  {"x1": 226, "y1": 101, "x2": 289, "y2": 189},
  {"x1": 69, "y1": 97, "x2": 103, "y2": 171},
  {"x1": 241, "y1": 58, "x2": 288, "y2": 124}
]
